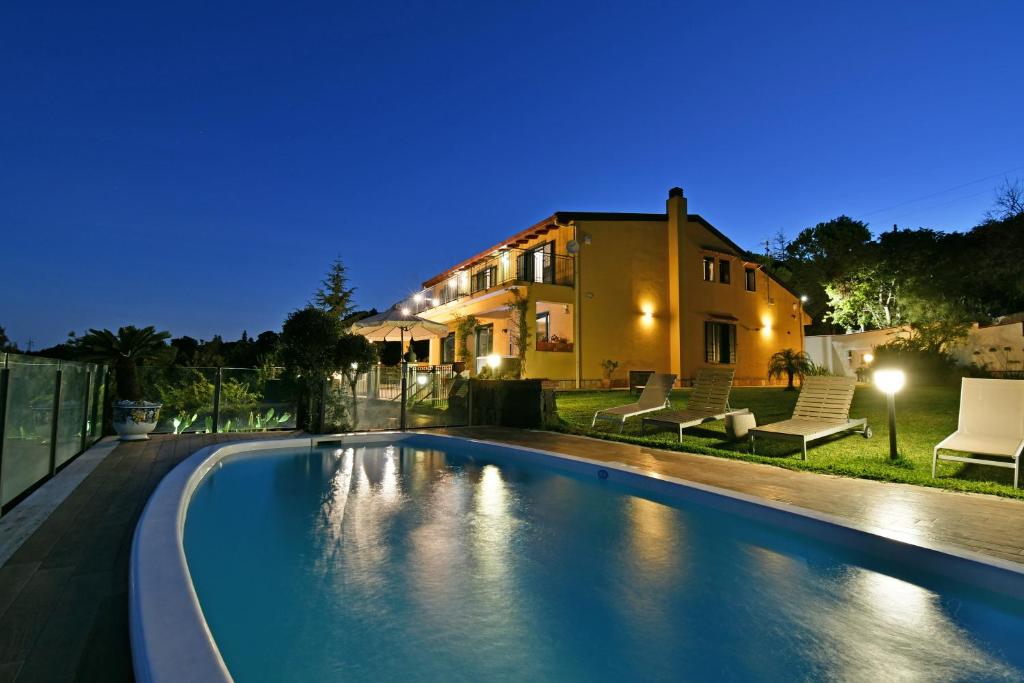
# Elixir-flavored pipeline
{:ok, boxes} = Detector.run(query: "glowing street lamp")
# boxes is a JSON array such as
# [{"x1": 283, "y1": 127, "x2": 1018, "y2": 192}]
[{"x1": 874, "y1": 369, "x2": 906, "y2": 460}]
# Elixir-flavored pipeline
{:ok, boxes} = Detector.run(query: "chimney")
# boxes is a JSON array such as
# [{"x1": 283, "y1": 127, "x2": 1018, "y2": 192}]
[
  {"x1": 667, "y1": 187, "x2": 687, "y2": 226},
  {"x1": 666, "y1": 186, "x2": 687, "y2": 381}
]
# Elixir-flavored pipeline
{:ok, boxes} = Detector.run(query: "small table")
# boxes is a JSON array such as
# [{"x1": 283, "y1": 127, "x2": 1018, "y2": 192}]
[{"x1": 726, "y1": 411, "x2": 757, "y2": 440}]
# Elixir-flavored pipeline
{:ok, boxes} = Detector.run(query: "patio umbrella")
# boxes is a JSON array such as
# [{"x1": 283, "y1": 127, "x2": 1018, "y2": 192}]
[
  {"x1": 351, "y1": 306, "x2": 449, "y2": 429},
  {"x1": 350, "y1": 306, "x2": 449, "y2": 344}
]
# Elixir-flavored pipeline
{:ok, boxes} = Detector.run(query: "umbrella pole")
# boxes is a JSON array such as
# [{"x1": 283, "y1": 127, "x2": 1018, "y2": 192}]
[{"x1": 400, "y1": 328, "x2": 407, "y2": 431}]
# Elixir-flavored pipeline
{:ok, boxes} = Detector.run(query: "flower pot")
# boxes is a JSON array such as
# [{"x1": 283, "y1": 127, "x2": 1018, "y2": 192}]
[
  {"x1": 112, "y1": 401, "x2": 162, "y2": 441},
  {"x1": 600, "y1": 378, "x2": 612, "y2": 388}
]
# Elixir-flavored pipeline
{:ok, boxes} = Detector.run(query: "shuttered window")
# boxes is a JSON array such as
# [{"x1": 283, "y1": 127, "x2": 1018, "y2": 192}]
[{"x1": 704, "y1": 322, "x2": 737, "y2": 364}]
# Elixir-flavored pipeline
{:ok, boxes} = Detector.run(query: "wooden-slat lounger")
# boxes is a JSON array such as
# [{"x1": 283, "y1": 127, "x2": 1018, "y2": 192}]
[
  {"x1": 592, "y1": 372, "x2": 676, "y2": 432},
  {"x1": 641, "y1": 368, "x2": 747, "y2": 441},
  {"x1": 749, "y1": 376, "x2": 871, "y2": 459}
]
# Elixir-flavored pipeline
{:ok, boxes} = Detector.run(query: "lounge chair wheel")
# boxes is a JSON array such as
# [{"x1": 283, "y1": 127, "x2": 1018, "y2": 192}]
[{"x1": 863, "y1": 426, "x2": 873, "y2": 439}]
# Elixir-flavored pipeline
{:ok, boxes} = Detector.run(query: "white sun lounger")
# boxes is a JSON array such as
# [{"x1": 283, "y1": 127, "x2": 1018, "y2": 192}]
[
  {"x1": 591, "y1": 372, "x2": 676, "y2": 432},
  {"x1": 641, "y1": 368, "x2": 747, "y2": 441},
  {"x1": 749, "y1": 376, "x2": 870, "y2": 460},
  {"x1": 933, "y1": 378, "x2": 1024, "y2": 488}
]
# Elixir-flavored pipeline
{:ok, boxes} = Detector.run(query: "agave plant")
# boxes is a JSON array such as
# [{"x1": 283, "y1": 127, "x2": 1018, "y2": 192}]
[
  {"x1": 171, "y1": 412, "x2": 199, "y2": 435},
  {"x1": 247, "y1": 408, "x2": 292, "y2": 431},
  {"x1": 77, "y1": 326, "x2": 171, "y2": 401},
  {"x1": 767, "y1": 348, "x2": 814, "y2": 391}
]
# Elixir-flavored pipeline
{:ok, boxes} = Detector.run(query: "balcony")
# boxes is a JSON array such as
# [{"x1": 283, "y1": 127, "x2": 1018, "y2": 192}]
[{"x1": 408, "y1": 247, "x2": 574, "y2": 313}]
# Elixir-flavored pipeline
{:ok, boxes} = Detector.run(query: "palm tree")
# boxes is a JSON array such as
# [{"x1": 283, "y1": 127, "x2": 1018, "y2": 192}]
[
  {"x1": 767, "y1": 348, "x2": 813, "y2": 391},
  {"x1": 78, "y1": 326, "x2": 171, "y2": 401}
]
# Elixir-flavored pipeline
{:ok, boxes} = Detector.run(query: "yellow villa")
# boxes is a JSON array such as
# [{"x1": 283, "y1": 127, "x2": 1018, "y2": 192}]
[{"x1": 400, "y1": 187, "x2": 809, "y2": 387}]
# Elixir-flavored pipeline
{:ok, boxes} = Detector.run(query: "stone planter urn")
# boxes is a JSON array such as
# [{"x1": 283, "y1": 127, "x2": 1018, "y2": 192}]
[{"x1": 112, "y1": 400, "x2": 162, "y2": 441}]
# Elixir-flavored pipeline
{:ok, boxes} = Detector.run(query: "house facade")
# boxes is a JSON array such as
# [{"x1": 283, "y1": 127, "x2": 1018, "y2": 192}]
[{"x1": 400, "y1": 187, "x2": 809, "y2": 387}]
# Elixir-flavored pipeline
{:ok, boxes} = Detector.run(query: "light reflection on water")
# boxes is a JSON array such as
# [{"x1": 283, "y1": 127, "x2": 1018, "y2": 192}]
[{"x1": 185, "y1": 444, "x2": 1024, "y2": 682}]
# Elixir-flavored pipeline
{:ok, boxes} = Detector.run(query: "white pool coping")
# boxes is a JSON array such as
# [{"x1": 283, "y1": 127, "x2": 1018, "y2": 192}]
[{"x1": 130, "y1": 432, "x2": 1024, "y2": 683}]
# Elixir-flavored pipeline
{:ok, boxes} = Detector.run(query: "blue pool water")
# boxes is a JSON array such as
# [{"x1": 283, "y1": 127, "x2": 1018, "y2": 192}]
[{"x1": 184, "y1": 438, "x2": 1024, "y2": 682}]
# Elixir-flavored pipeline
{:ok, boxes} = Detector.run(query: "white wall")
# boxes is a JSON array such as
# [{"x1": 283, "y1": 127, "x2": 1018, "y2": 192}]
[{"x1": 805, "y1": 322, "x2": 1024, "y2": 377}]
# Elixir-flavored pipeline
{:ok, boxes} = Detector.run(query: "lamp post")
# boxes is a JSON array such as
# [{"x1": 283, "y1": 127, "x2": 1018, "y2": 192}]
[
  {"x1": 874, "y1": 369, "x2": 905, "y2": 460},
  {"x1": 798, "y1": 295, "x2": 808, "y2": 352}
]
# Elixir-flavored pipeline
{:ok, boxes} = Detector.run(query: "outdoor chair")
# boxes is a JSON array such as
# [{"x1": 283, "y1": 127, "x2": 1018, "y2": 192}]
[
  {"x1": 591, "y1": 372, "x2": 676, "y2": 432},
  {"x1": 749, "y1": 376, "x2": 870, "y2": 459},
  {"x1": 933, "y1": 378, "x2": 1024, "y2": 488},
  {"x1": 641, "y1": 368, "x2": 748, "y2": 441}
]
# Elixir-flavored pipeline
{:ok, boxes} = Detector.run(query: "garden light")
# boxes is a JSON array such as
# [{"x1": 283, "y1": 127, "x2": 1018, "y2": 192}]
[
  {"x1": 875, "y1": 369, "x2": 905, "y2": 394},
  {"x1": 874, "y1": 369, "x2": 906, "y2": 460},
  {"x1": 416, "y1": 374, "x2": 429, "y2": 386},
  {"x1": 486, "y1": 353, "x2": 502, "y2": 370}
]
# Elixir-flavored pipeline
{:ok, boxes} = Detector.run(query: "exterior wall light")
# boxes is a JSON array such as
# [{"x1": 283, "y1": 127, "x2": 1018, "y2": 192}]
[
  {"x1": 874, "y1": 369, "x2": 906, "y2": 460},
  {"x1": 486, "y1": 353, "x2": 502, "y2": 370},
  {"x1": 401, "y1": 307, "x2": 411, "y2": 316},
  {"x1": 863, "y1": 352, "x2": 874, "y2": 364},
  {"x1": 641, "y1": 304, "x2": 654, "y2": 324}
]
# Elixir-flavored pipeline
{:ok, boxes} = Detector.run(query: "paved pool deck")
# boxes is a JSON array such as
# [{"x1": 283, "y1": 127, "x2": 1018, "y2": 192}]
[{"x1": 1, "y1": 427, "x2": 1023, "y2": 681}]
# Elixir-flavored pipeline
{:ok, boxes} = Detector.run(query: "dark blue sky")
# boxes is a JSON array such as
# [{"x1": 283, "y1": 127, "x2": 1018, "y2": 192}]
[{"x1": 3, "y1": 1, "x2": 1022, "y2": 348}]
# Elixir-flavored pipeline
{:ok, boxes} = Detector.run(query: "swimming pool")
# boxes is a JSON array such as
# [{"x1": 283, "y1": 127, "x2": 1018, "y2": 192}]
[{"x1": 132, "y1": 434, "x2": 1024, "y2": 682}]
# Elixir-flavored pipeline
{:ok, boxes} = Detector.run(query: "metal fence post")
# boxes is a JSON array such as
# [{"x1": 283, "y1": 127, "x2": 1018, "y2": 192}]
[
  {"x1": 400, "y1": 360, "x2": 408, "y2": 431},
  {"x1": 49, "y1": 364, "x2": 63, "y2": 476},
  {"x1": 0, "y1": 364, "x2": 10, "y2": 517},
  {"x1": 467, "y1": 379, "x2": 473, "y2": 427},
  {"x1": 80, "y1": 370, "x2": 92, "y2": 452},
  {"x1": 212, "y1": 367, "x2": 223, "y2": 434}
]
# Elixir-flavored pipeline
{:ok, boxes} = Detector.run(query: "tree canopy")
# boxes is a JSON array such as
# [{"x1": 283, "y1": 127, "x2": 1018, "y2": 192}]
[{"x1": 315, "y1": 256, "x2": 358, "y2": 323}]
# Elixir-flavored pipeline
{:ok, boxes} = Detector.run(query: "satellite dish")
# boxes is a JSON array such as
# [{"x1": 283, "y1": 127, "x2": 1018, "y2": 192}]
[{"x1": 566, "y1": 240, "x2": 580, "y2": 254}]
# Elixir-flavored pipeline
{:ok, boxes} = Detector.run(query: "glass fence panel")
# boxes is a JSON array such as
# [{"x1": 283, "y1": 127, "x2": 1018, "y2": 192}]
[
  {"x1": 137, "y1": 366, "x2": 217, "y2": 434},
  {"x1": 54, "y1": 362, "x2": 90, "y2": 467},
  {"x1": 218, "y1": 368, "x2": 297, "y2": 432},
  {"x1": 89, "y1": 366, "x2": 108, "y2": 439},
  {"x1": 333, "y1": 364, "x2": 469, "y2": 431},
  {"x1": 1, "y1": 355, "x2": 60, "y2": 505}
]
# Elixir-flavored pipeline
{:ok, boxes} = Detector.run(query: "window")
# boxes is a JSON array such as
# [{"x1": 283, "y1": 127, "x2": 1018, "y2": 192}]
[
  {"x1": 536, "y1": 312, "x2": 550, "y2": 341},
  {"x1": 475, "y1": 324, "x2": 493, "y2": 357},
  {"x1": 473, "y1": 266, "x2": 497, "y2": 292},
  {"x1": 441, "y1": 333, "x2": 456, "y2": 364},
  {"x1": 702, "y1": 256, "x2": 715, "y2": 282},
  {"x1": 704, "y1": 321, "x2": 737, "y2": 364},
  {"x1": 518, "y1": 242, "x2": 555, "y2": 283},
  {"x1": 744, "y1": 267, "x2": 757, "y2": 292},
  {"x1": 719, "y1": 259, "x2": 731, "y2": 284}
]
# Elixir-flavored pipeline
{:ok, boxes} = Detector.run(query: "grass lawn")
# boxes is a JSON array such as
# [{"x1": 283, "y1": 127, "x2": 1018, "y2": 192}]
[{"x1": 554, "y1": 384, "x2": 1024, "y2": 500}]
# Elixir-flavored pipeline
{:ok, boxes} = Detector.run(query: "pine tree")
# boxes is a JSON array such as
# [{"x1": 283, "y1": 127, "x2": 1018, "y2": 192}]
[{"x1": 315, "y1": 257, "x2": 357, "y2": 323}]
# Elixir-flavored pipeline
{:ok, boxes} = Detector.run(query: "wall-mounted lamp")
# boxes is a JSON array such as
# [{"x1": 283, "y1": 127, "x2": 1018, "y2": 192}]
[
  {"x1": 863, "y1": 352, "x2": 874, "y2": 364},
  {"x1": 401, "y1": 307, "x2": 411, "y2": 316},
  {"x1": 486, "y1": 353, "x2": 502, "y2": 370}
]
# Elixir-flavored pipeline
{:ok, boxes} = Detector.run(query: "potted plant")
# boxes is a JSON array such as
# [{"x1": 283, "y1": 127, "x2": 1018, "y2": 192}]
[
  {"x1": 78, "y1": 326, "x2": 171, "y2": 440},
  {"x1": 600, "y1": 359, "x2": 619, "y2": 388}
]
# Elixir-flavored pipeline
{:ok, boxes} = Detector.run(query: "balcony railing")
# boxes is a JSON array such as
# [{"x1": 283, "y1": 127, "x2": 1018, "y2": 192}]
[{"x1": 409, "y1": 247, "x2": 574, "y2": 313}]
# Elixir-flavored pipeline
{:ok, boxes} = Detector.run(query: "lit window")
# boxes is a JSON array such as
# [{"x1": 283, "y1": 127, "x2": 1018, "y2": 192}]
[
  {"x1": 704, "y1": 321, "x2": 737, "y2": 364},
  {"x1": 719, "y1": 259, "x2": 731, "y2": 284}
]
